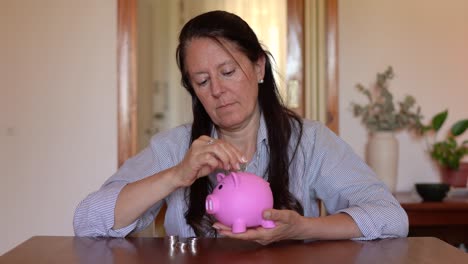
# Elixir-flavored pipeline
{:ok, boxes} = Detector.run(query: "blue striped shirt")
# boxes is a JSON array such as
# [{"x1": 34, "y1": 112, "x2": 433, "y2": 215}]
[{"x1": 73, "y1": 117, "x2": 408, "y2": 239}]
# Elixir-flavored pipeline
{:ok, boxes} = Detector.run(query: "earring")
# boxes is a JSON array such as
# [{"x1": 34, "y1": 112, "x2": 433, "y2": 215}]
[{"x1": 258, "y1": 79, "x2": 264, "y2": 84}]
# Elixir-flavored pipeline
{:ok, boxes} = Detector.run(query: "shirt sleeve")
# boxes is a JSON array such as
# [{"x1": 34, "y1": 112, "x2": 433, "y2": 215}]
[
  {"x1": 73, "y1": 146, "x2": 165, "y2": 237},
  {"x1": 310, "y1": 124, "x2": 409, "y2": 240}
]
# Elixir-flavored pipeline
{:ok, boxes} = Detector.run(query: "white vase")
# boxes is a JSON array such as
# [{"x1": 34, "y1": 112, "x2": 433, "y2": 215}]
[{"x1": 366, "y1": 131, "x2": 398, "y2": 192}]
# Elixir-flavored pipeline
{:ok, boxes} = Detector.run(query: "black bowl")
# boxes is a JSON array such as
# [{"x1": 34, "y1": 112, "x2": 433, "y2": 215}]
[{"x1": 415, "y1": 183, "x2": 450, "y2": 202}]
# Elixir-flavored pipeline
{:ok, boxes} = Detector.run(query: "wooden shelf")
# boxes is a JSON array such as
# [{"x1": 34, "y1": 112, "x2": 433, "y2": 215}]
[{"x1": 395, "y1": 191, "x2": 468, "y2": 246}]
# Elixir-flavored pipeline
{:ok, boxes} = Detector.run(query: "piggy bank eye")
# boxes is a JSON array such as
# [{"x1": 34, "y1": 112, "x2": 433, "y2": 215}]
[{"x1": 218, "y1": 185, "x2": 223, "y2": 190}]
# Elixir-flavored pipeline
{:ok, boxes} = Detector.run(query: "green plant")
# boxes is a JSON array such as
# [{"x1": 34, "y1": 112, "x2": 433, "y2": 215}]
[
  {"x1": 420, "y1": 110, "x2": 468, "y2": 170},
  {"x1": 351, "y1": 66, "x2": 423, "y2": 132}
]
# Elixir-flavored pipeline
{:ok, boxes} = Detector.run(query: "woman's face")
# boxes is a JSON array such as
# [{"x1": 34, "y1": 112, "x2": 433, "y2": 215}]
[{"x1": 184, "y1": 37, "x2": 265, "y2": 130}]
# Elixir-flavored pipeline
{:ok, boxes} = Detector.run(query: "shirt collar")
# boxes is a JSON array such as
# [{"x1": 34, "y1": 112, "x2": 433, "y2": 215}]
[
  {"x1": 257, "y1": 111, "x2": 268, "y2": 147},
  {"x1": 211, "y1": 111, "x2": 268, "y2": 147}
]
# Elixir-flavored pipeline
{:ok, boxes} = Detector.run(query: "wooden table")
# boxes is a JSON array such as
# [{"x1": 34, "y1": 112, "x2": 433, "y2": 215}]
[
  {"x1": 396, "y1": 191, "x2": 468, "y2": 246},
  {"x1": 1, "y1": 236, "x2": 467, "y2": 264}
]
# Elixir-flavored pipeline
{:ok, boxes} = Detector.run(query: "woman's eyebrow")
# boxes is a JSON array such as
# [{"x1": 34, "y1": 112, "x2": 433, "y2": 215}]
[
  {"x1": 218, "y1": 60, "x2": 235, "y2": 67},
  {"x1": 192, "y1": 60, "x2": 236, "y2": 76}
]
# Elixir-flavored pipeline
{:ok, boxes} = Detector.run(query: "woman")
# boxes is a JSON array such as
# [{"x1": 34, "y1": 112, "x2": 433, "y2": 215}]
[{"x1": 74, "y1": 11, "x2": 408, "y2": 245}]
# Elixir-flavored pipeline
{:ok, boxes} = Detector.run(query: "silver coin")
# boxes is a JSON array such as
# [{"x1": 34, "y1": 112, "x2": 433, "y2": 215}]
[
  {"x1": 176, "y1": 242, "x2": 187, "y2": 250},
  {"x1": 166, "y1": 235, "x2": 179, "y2": 242},
  {"x1": 190, "y1": 244, "x2": 198, "y2": 255},
  {"x1": 186, "y1": 237, "x2": 198, "y2": 244},
  {"x1": 239, "y1": 162, "x2": 247, "y2": 171},
  {"x1": 165, "y1": 235, "x2": 179, "y2": 248}
]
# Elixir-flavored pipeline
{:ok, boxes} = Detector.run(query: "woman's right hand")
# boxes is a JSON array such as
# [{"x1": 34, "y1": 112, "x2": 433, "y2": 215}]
[{"x1": 173, "y1": 135, "x2": 246, "y2": 187}]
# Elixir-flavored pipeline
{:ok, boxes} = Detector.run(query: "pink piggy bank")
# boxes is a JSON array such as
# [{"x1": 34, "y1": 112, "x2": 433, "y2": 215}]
[{"x1": 205, "y1": 171, "x2": 276, "y2": 233}]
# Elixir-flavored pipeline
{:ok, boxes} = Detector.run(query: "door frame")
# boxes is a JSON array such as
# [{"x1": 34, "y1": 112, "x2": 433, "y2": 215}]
[{"x1": 117, "y1": 0, "x2": 338, "y2": 166}]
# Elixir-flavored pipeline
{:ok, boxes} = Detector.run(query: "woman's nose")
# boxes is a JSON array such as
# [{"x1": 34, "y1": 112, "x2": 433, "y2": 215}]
[{"x1": 210, "y1": 78, "x2": 224, "y2": 97}]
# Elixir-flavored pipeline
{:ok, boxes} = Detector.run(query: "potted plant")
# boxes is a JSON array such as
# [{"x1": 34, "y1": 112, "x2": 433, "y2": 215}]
[
  {"x1": 420, "y1": 110, "x2": 468, "y2": 187},
  {"x1": 351, "y1": 66, "x2": 423, "y2": 191}
]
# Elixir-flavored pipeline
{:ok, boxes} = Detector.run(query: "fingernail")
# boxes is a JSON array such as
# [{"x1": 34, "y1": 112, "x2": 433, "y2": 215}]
[
  {"x1": 241, "y1": 156, "x2": 248, "y2": 163},
  {"x1": 236, "y1": 163, "x2": 241, "y2": 170},
  {"x1": 212, "y1": 224, "x2": 220, "y2": 230},
  {"x1": 263, "y1": 211, "x2": 271, "y2": 219}
]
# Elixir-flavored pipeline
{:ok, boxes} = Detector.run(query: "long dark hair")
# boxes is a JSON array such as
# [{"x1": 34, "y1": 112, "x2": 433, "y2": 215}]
[{"x1": 176, "y1": 10, "x2": 304, "y2": 236}]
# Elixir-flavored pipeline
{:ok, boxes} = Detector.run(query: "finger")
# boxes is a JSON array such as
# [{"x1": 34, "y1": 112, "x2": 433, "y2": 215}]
[
  {"x1": 220, "y1": 225, "x2": 271, "y2": 240},
  {"x1": 263, "y1": 209, "x2": 289, "y2": 223},
  {"x1": 212, "y1": 222, "x2": 231, "y2": 231},
  {"x1": 210, "y1": 140, "x2": 246, "y2": 171},
  {"x1": 205, "y1": 142, "x2": 233, "y2": 170},
  {"x1": 195, "y1": 136, "x2": 230, "y2": 170},
  {"x1": 192, "y1": 135, "x2": 214, "y2": 148},
  {"x1": 197, "y1": 164, "x2": 216, "y2": 178},
  {"x1": 196, "y1": 153, "x2": 220, "y2": 177},
  {"x1": 199, "y1": 135, "x2": 214, "y2": 143},
  {"x1": 220, "y1": 227, "x2": 279, "y2": 245},
  {"x1": 217, "y1": 142, "x2": 246, "y2": 171},
  {"x1": 191, "y1": 137, "x2": 223, "y2": 171},
  {"x1": 219, "y1": 228, "x2": 258, "y2": 240},
  {"x1": 197, "y1": 136, "x2": 246, "y2": 170},
  {"x1": 205, "y1": 139, "x2": 245, "y2": 171}
]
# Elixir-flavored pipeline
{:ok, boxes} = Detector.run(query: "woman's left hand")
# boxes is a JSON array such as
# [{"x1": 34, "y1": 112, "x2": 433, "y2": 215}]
[{"x1": 213, "y1": 209, "x2": 307, "y2": 245}]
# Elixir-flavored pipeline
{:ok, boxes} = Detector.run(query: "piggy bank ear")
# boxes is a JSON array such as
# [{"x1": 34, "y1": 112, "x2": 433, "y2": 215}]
[
  {"x1": 216, "y1": 173, "x2": 226, "y2": 183},
  {"x1": 231, "y1": 172, "x2": 240, "y2": 187}
]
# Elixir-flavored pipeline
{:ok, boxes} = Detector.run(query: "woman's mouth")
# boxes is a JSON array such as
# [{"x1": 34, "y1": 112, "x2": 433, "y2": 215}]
[{"x1": 217, "y1": 102, "x2": 236, "y2": 109}]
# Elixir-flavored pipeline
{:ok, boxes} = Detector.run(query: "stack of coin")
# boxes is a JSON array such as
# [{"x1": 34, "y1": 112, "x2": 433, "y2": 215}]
[
  {"x1": 166, "y1": 236, "x2": 199, "y2": 255},
  {"x1": 165, "y1": 235, "x2": 178, "y2": 247},
  {"x1": 165, "y1": 235, "x2": 179, "y2": 257},
  {"x1": 176, "y1": 241, "x2": 187, "y2": 253},
  {"x1": 186, "y1": 237, "x2": 199, "y2": 254}
]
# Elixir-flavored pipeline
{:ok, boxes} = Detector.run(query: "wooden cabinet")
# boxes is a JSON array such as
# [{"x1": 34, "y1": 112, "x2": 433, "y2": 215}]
[{"x1": 395, "y1": 191, "x2": 468, "y2": 246}]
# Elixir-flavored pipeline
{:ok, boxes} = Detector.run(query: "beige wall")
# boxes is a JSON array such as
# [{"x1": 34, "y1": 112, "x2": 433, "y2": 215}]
[
  {"x1": 0, "y1": 0, "x2": 117, "y2": 254},
  {"x1": 339, "y1": 0, "x2": 468, "y2": 191}
]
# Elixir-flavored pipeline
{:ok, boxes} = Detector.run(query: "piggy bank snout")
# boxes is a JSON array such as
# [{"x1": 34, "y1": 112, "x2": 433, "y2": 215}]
[{"x1": 205, "y1": 195, "x2": 219, "y2": 214}]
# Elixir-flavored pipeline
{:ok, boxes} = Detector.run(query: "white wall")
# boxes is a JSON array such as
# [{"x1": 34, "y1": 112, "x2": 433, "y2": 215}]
[
  {"x1": 0, "y1": 0, "x2": 117, "y2": 254},
  {"x1": 339, "y1": 0, "x2": 468, "y2": 191}
]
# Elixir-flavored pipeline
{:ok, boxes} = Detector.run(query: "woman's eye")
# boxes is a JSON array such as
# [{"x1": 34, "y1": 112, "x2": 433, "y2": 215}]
[
  {"x1": 223, "y1": 70, "x2": 235, "y2": 76},
  {"x1": 197, "y1": 79, "x2": 208, "y2": 86}
]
